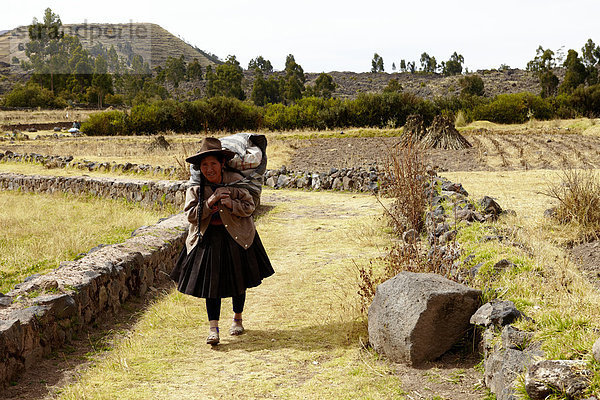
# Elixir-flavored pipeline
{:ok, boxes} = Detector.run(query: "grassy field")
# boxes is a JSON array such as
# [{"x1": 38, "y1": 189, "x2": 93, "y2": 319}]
[{"x1": 0, "y1": 191, "x2": 171, "y2": 293}]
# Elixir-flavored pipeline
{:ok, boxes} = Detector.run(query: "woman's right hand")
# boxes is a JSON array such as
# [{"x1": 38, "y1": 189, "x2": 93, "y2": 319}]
[{"x1": 207, "y1": 187, "x2": 231, "y2": 207}]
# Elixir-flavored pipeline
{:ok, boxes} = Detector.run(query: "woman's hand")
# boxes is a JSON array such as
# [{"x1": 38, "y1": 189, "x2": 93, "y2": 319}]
[{"x1": 207, "y1": 187, "x2": 231, "y2": 207}]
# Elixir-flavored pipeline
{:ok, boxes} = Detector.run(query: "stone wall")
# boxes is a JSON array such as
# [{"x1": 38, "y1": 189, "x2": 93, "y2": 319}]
[
  {"x1": 0, "y1": 213, "x2": 188, "y2": 389},
  {"x1": 0, "y1": 172, "x2": 189, "y2": 209}
]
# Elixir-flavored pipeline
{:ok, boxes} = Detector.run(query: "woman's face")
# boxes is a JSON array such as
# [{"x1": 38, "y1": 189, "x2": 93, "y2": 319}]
[{"x1": 200, "y1": 155, "x2": 223, "y2": 184}]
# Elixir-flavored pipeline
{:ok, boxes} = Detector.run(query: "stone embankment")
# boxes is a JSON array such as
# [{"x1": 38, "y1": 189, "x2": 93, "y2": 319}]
[
  {"x1": 0, "y1": 150, "x2": 383, "y2": 193},
  {"x1": 0, "y1": 213, "x2": 188, "y2": 389}
]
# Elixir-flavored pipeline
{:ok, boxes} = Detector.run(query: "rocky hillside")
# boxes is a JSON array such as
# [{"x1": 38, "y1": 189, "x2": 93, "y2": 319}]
[{"x1": 0, "y1": 23, "x2": 221, "y2": 70}]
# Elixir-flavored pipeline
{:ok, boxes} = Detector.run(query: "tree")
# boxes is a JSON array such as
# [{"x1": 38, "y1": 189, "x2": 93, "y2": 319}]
[
  {"x1": 443, "y1": 52, "x2": 464, "y2": 75},
  {"x1": 559, "y1": 49, "x2": 587, "y2": 94},
  {"x1": 25, "y1": 8, "x2": 65, "y2": 92},
  {"x1": 459, "y1": 74, "x2": 484, "y2": 96},
  {"x1": 383, "y1": 78, "x2": 402, "y2": 93},
  {"x1": 400, "y1": 59, "x2": 407, "y2": 72},
  {"x1": 407, "y1": 61, "x2": 416, "y2": 73},
  {"x1": 251, "y1": 69, "x2": 280, "y2": 105},
  {"x1": 187, "y1": 59, "x2": 203, "y2": 80},
  {"x1": 582, "y1": 39, "x2": 600, "y2": 85},
  {"x1": 165, "y1": 55, "x2": 187, "y2": 88},
  {"x1": 392, "y1": 62, "x2": 396, "y2": 71},
  {"x1": 527, "y1": 46, "x2": 556, "y2": 72},
  {"x1": 206, "y1": 55, "x2": 245, "y2": 99},
  {"x1": 527, "y1": 46, "x2": 559, "y2": 98},
  {"x1": 281, "y1": 54, "x2": 305, "y2": 103},
  {"x1": 419, "y1": 52, "x2": 437, "y2": 73},
  {"x1": 312, "y1": 72, "x2": 336, "y2": 99},
  {"x1": 90, "y1": 55, "x2": 113, "y2": 108},
  {"x1": 371, "y1": 53, "x2": 384, "y2": 72},
  {"x1": 248, "y1": 56, "x2": 273, "y2": 73}
]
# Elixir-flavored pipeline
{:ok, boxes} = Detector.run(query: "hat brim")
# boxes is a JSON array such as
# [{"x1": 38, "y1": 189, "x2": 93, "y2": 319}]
[{"x1": 185, "y1": 148, "x2": 236, "y2": 165}]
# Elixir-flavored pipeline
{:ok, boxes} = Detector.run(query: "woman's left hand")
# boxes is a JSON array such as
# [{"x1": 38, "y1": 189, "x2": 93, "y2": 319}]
[{"x1": 220, "y1": 196, "x2": 233, "y2": 209}]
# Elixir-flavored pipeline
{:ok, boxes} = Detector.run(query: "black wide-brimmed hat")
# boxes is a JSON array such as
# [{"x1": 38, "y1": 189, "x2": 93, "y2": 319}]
[{"x1": 185, "y1": 137, "x2": 235, "y2": 165}]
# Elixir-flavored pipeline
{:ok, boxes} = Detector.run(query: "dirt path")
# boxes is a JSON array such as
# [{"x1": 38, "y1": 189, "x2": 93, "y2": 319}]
[{"x1": 8, "y1": 189, "x2": 486, "y2": 399}]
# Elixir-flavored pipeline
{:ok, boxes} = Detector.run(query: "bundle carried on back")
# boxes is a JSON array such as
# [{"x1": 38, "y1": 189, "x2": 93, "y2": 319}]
[{"x1": 189, "y1": 133, "x2": 267, "y2": 207}]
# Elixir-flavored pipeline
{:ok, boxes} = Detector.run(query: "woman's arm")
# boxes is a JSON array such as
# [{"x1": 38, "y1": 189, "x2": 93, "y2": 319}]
[{"x1": 225, "y1": 188, "x2": 255, "y2": 217}]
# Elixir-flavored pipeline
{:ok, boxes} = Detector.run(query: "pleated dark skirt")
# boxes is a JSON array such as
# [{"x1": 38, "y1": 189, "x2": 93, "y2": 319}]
[{"x1": 170, "y1": 224, "x2": 274, "y2": 299}]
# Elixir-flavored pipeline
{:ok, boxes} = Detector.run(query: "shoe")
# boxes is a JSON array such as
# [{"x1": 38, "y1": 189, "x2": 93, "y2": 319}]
[
  {"x1": 206, "y1": 327, "x2": 220, "y2": 345},
  {"x1": 229, "y1": 318, "x2": 245, "y2": 336}
]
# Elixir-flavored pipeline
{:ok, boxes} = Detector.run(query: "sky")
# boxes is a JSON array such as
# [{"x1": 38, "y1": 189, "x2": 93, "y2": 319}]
[{"x1": 3, "y1": 0, "x2": 600, "y2": 73}]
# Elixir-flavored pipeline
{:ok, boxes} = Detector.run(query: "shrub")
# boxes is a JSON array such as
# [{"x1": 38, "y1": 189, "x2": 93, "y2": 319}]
[
  {"x1": 471, "y1": 92, "x2": 553, "y2": 124},
  {"x1": 3, "y1": 82, "x2": 67, "y2": 108},
  {"x1": 459, "y1": 74, "x2": 484, "y2": 96},
  {"x1": 545, "y1": 169, "x2": 600, "y2": 241},
  {"x1": 81, "y1": 110, "x2": 128, "y2": 136},
  {"x1": 570, "y1": 84, "x2": 600, "y2": 117}
]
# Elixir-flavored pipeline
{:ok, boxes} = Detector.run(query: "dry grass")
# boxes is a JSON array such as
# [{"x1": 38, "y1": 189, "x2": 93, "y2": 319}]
[
  {"x1": 544, "y1": 169, "x2": 600, "y2": 241},
  {"x1": 0, "y1": 191, "x2": 170, "y2": 293},
  {"x1": 0, "y1": 109, "x2": 97, "y2": 125},
  {"x1": 51, "y1": 189, "x2": 418, "y2": 400},
  {"x1": 0, "y1": 162, "x2": 168, "y2": 181},
  {"x1": 0, "y1": 133, "x2": 297, "y2": 172},
  {"x1": 444, "y1": 169, "x2": 600, "y2": 375}
]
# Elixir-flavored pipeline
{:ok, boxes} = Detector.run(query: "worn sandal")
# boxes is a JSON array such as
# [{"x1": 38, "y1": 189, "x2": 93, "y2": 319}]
[
  {"x1": 229, "y1": 318, "x2": 245, "y2": 336},
  {"x1": 206, "y1": 327, "x2": 220, "y2": 345}
]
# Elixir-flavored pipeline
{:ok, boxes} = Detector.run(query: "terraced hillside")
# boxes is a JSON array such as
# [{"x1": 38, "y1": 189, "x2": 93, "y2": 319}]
[{"x1": 0, "y1": 23, "x2": 220, "y2": 69}]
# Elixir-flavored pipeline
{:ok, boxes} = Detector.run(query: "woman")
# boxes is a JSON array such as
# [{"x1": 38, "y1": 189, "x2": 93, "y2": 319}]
[{"x1": 170, "y1": 137, "x2": 274, "y2": 345}]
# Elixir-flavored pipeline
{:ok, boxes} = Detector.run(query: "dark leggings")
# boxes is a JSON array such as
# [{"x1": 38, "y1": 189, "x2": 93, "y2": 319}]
[{"x1": 206, "y1": 292, "x2": 246, "y2": 321}]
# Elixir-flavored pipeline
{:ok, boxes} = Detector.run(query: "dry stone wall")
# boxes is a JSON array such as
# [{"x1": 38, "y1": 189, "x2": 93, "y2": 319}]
[{"x1": 0, "y1": 172, "x2": 189, "y2": 209}]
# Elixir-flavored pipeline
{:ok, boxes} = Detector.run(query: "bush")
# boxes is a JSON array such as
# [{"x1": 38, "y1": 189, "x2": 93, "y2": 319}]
[
  {"x1": 570, "y1": 84, "x2": 600, "y2": 117},
  {"x1": 545, "y1": 169, "x2": 600, "y2": 240},
  {"x1": 3, "y1": 82, "x2": 67, "y2": 108},
  {"x1": 470, "y1": 92, "x2": 553, "y2": 124},
  {"x1": 81, "y1": 110, "x2": 128, "y2": 136}
]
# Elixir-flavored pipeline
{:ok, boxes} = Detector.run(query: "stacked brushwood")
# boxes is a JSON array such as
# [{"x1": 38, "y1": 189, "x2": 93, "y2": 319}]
[
  {"x1": 419, "y1": 115, "x2": 472, "y2": 150},
  {"x1": 400, "y1": 114, "x2": 426, "y2": 146}
]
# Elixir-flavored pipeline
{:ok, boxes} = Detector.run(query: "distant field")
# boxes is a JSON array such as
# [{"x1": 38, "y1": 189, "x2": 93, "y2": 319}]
[
  {"x1": 0, "y1": 109, "x2": 97, "y2": 126},
  {"x1": 0, "y1": 191, "x2": 170, "y2": 293}
]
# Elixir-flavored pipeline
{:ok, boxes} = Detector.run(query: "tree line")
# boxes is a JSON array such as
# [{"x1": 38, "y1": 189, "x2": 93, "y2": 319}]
[{"x1": 2, "y1": 8, "x2": 600, "y2": 132}]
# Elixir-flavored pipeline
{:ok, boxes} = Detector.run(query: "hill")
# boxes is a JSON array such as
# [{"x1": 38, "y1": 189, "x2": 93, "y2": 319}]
[{"x1": 0, "y1": 22, "x2": 220, "y2": 70}]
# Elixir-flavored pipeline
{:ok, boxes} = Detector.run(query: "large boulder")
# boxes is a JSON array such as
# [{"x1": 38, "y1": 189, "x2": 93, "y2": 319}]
[{"x1": 368, "y1": 271, "x2": 481, "y2": 365}]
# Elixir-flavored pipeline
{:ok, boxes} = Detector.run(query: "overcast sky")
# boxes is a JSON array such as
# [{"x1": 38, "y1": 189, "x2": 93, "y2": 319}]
[{"x1": 3, "y1": 0, "x2": 599, "y2": 73}]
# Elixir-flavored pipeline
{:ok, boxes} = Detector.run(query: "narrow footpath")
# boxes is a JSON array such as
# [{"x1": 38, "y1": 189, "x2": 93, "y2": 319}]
[{"x1": 15, "y1": 189, "x2": 485, "y2": 400}]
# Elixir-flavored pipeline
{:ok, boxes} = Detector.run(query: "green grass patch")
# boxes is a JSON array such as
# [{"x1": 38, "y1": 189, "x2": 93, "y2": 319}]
[{"x1": 0, "y1": 191, "x2": 169, "y2": 293}]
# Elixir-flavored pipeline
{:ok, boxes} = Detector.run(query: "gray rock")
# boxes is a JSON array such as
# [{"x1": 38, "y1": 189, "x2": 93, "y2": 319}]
[
  {"x1": 368, "y1": 271, "x2": 481, "y2": 365},
  {"x1": 439, "y1": 230, "x2": 457, "y2": 245},
  {"x1": 265, "y1": 176, "x2": 276, "y2": 187},
  {"x1": 34, "y1": 294, "x2": 77, "y2": 320},
  {"x1": 470, "y1": 300, "x2": 524, "y2": 328},
  {"x1": 525, "y1": 360, "x2": 591, "y2": 400},
  {"x1": 441, "y1": 181, "x2": 469, "y2": 196},
  {"x1": 276, "y1": 175, "x2": 290, "y2": 188},
  {"x1": 402, "y1": 229, "x2": 419, "y2": 243},
  {"x1": 493, "y1": 259, "x2": 516, "y2": 272},
  {"x1": 485, "y1": 347, "x2": 537, "y2": 400},
  {"x1": 592, "y1": 337, "x2": 600, "y2": 363},
  {"x1": 481, "y1": 196, "x2": 503, "y2": 217},
  {"x1": 501, "y1": 325, "x2": 534, "y2": 350}
]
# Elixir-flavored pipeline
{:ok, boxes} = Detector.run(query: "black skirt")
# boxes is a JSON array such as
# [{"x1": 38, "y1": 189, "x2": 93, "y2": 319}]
[{"x1": 170, "y1": 224, "x2": 274, "y2": 299}]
